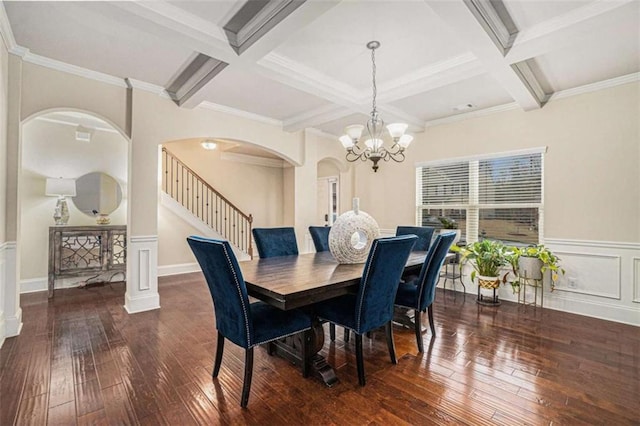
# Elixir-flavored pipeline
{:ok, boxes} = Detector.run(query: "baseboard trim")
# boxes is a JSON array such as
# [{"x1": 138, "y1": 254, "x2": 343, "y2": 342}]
[
  {"x1": 4, "y1": 307, "x2": 23, "y2": 338},
  {"x1": 21, "y1": 278, "x2": 47, "y2": 293},
  {"x1": 0, "y1": 312, "x2": 5, "y2": 349},
  {"x1": 124, "y1": 292, "x2": 160, "y2": 314},
  {"x1": 158, "y1": 263, "x2": 201, "y2": 277}
]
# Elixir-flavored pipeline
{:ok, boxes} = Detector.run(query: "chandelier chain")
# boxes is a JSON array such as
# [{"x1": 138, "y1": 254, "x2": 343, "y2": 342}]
[{"x1": 371, "y1": 45, "x2": 377, "y2": 115}]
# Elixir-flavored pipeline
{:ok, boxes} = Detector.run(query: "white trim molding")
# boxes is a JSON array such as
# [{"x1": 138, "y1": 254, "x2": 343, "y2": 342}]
[
  {"x1": 198, "y1": 101, "x2": 282, "y2": 127},
  {"x1": 220, "y1": 152, "x2": 285, "y2": 168},
  {"x1": 425, "y1": 73, "x2": 640, "y2": 128},
  {"x1": 1, "y1": 242, "x2": 22, "y2": 340},
  {"x1": 125, "y1": 235, "x2": 160, "y2": 313},
  {"x1": 440, "y1": 238, "x2": 640, "y2": 326},
  {"x1": 633, "y1": 257, "x2": 640, "y2": 304},
  {"x1": 158, "y1": 263, "x2": 201, "y2": 277}
]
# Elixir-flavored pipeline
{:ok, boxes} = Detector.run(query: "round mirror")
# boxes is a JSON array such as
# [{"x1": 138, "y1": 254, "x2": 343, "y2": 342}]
[{"x1": 72, "y1": 172, "x2": 122, "y2": 216}]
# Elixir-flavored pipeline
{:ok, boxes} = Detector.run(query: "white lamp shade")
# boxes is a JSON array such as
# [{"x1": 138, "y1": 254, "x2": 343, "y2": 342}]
[
  {"x1": 339, "y1": 135, "x2": 354, "y2": 148},
  {"x1": 386, "y1": 123, "x2": 408, "y2": 139},
  {"x1": 46, "y1": 178, "x2": 76, "y2": 197},
  {"x1": 364, "y1": 138, "x2": 383, "y2": 150},
  {"x1": 345, "y1": 124, "x2": 364, "y2": 141},
  {"x1": 398, "y1": 134, "x2": 413, "y2": 148}
]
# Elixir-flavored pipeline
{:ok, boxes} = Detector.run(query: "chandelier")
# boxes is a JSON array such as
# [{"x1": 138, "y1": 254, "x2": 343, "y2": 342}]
[{"x1": 339, "y1": 41, "x2": 413, "y2": 172}]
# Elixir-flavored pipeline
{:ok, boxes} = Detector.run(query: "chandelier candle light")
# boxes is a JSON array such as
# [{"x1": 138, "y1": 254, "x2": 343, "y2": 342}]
[{"x1": 339, "y1": 41, "x2": 413, "y2": 172}]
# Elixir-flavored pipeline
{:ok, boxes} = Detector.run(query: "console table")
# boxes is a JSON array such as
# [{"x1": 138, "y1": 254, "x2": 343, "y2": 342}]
[{"x1": 48, "y1": 225, "x2": 126, "y2": 297}]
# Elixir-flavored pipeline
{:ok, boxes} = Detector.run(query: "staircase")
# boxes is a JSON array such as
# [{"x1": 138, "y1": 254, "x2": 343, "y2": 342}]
[{"x1": 161, "y1": 148, "x2": 253, "y2": 258}]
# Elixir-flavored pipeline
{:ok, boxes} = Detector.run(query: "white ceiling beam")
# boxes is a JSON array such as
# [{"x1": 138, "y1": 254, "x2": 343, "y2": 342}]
[
  {"x1": 427, "y1": 0, "x2": 544, "y2": 111},
  {"x1": 376, "y1": 53, "x2": 484, "y2": 103},
  {"x1": 108, "y1": 1, "x2": 239, "y2": 65},
  {"x1": 228, "y1": 0, "x2": 341, "y2": 62},
  {"x1": 264, "y1": 50, "x2": 486, "y2": 131},
  {"x1": 283, "y1": 104, "x2": 352, "y2": 132},
  {"x1": 506, "y1": 0, "x2": 636, "y2": 64}
]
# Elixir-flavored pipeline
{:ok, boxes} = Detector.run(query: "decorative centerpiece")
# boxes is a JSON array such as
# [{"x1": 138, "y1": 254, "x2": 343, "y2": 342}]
[
  {"x1": 93, "y1": 209, "x2": 111, "y2": 225},
  {"x1": 329, "y1": 198, "x2": 380, "y2": 264}
]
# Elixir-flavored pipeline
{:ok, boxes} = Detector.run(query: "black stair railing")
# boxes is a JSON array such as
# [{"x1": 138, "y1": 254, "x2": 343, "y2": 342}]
[{"x1": 162, "y1": 147, "x2": 253, "y2": 258}]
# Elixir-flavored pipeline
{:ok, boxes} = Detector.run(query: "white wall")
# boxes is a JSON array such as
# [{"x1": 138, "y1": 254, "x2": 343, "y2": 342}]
[
  {"x1": 19, "y1": 118, "x2": 128, "y2": 283},
  {"x1": 10, "y1": 55, "x2": 636, "y2": 325},
  {"x1": 158, "y1": 139, "x2": 287, "y2": 269},
  {"x1": 356, "y1": 82, "x2": 640, "y2": 325}
]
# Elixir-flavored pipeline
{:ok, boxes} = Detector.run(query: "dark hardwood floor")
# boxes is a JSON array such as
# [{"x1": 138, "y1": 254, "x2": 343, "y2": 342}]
[{"x1": 1, "y1": 272, "x2": 639, "y2": 425}]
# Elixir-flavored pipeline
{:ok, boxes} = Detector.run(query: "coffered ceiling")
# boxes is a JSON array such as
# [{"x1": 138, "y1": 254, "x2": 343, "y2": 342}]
[{"x1": 4, "y1": 0, "x2": 639, "y2": 138}]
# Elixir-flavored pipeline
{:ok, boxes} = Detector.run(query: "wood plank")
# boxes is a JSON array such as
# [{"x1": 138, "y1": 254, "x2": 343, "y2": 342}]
[{"x1": 2, "y1": 276, "x2": 639, "y2": 425}]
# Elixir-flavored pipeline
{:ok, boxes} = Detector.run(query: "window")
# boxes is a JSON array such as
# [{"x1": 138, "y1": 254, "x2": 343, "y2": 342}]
[{"x1": 416, "y1": 148, "x2": 544, "y2": 244}]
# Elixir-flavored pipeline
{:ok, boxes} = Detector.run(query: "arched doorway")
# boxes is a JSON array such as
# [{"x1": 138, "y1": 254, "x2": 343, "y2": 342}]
[{"x1": 18, "y1": 110, "x2": 130, "y2": 296}]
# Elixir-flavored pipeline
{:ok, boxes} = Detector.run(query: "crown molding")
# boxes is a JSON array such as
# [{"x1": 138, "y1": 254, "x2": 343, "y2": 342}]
[
  {"x1": 305, "y1": 127, "x2": 340, "y2": 140},
  {"x1": 283, "y1": 104, "x2": 351, "y2": 132},
  {"x1": 126, "y1": 78, "x2": 171, "y2": 99},
  {"x1": 425, "y1": 102, "x2": 520, "y2": 127},
  {"x1": 198, "y1": 101, "x2": 282, "y2": 127},
  {"x1": 16, "y1": 48, "x2": 128, "y2": 88},
  {"x1": 425, "y1": 71, "x2": 639, "y2": 128},
  {"x1": 547, "y1": 72, "x2": 640, "y2": 102},
  {"x1": 220, "y1": 152, "x2": 286, "y2": 168}
]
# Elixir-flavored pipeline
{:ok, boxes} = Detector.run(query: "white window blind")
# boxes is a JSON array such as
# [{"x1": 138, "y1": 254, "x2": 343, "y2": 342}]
[{"x1": 417, "y1": 149, "x2": 544, "y2": 244}]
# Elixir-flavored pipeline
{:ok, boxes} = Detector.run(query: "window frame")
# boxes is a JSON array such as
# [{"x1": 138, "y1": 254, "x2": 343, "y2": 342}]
[{"x1": 416, "y1": 147, "x2": 546, "y2": 244}]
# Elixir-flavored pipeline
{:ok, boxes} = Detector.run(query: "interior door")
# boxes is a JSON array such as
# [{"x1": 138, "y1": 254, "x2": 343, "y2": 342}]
[{"x1": 317, "y1": 176, "x2": 339, "y2": 226}]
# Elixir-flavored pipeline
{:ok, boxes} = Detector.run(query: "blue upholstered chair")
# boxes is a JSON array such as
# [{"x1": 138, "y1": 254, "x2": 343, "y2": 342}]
[
  {"x1": 396, "y1": 226, "x2": 435, "y2": 251},
  {"x1": 394, "y1": 232, "x2": 456, "y2": 352},
  {"x1": 187, "y1": 236, "x2": 312, "y2": 407},
  {"x1": 313, "y1": 235, "x2": 417, "y2": 386},
  {"x1": 252, "y1": 227, "x2": 299, "y2": 258},
  {"x1": 308, "y1": 226, "x2": 331, "y2": 252}
]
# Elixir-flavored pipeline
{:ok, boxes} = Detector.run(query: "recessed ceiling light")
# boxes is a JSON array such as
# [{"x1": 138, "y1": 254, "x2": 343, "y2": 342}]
[
  {"x1": 453, "y1": 103, "x2": 475, "y2": 112},
  {"x1": 201, "y1": 141, "x2": 217, "y2": 150}
]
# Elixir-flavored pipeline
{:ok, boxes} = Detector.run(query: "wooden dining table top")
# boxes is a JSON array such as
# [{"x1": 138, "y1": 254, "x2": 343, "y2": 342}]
[{"x1": 239, "y1": 251, "x2": 433, "y2": 311}]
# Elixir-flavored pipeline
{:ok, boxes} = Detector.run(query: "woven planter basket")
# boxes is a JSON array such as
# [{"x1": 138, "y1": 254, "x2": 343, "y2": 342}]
[{"x1": 477, "y1": 275, "x2": 500, "y2": 289}]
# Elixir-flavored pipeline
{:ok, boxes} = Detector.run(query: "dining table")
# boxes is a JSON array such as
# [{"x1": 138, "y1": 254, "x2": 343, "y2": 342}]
[{"x1": 239, "y1": 250, "x2": 444, "y2": 386}]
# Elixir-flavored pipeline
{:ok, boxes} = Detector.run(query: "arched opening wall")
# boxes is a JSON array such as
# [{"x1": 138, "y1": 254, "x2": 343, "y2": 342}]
[{"x1": 8, "y1": 60, "x2": 348, "y2": 319}]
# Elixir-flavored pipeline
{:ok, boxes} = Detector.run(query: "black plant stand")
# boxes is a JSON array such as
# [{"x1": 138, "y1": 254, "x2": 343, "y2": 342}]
[{"x1": 476, "y1": 285, "x2": 500, "y2": 306}]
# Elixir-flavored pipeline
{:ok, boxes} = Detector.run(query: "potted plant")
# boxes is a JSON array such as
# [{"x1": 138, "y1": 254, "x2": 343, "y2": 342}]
[
  {"x1": 453, "y1": 239, "x2": 509, "y2": 289},
  {"x1": 438, "y1": 217, "x2": 461, "y2": 245},
  {"x1": 508, "y1": 245, "x2": 565, "y2": 291}
]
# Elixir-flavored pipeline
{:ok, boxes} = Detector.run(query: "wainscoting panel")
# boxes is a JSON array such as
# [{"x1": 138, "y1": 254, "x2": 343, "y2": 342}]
[
  {"x1": 634, "y1": 257, "x2": 640, "y2": 303},
  {"x1": 552, "y1": 251, "x2": 621, "y2": 299},
  {"x1": 125, "y1": 235, "x2": 160, "y2": 314},
  {"x1": 437, "y1": 238, "x2": 639, "y2": 326}
]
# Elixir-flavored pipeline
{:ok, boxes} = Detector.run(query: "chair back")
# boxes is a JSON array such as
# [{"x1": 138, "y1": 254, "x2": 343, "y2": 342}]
[
  {"x1": 355, "y1": 235, "x2": 417, "y2": 333},
  {"x1": 308, "y1": 226, "x2": 331, "y2": 252},
  {"x1": 252, "y1": 227, "x2": 299, "y2": 258},
  {"x1": 416, "y1": 232, "x2": 457, "y2": 311},
  {"x1": 396, "y1": 226, "x2": 435, "y2": 251},
  {"x1": 187, "y1": 236, "x2": 253, "y2": 348}
]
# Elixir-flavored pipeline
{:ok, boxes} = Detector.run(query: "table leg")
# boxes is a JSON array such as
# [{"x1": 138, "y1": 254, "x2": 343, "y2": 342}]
[{"x1": 269, "y1": 321, "x2": 339, "y2": 387}]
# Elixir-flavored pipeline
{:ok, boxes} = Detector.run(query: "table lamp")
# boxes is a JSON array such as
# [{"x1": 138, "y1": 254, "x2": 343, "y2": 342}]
[{"x1": 45, "y1": 177, "x2": 76, "y2": 225}]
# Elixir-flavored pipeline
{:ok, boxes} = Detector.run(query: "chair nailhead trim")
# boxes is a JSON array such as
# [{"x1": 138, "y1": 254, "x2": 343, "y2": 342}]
[{"x1": 221, "y1": 242, "x2": 252, "y2": 347}]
